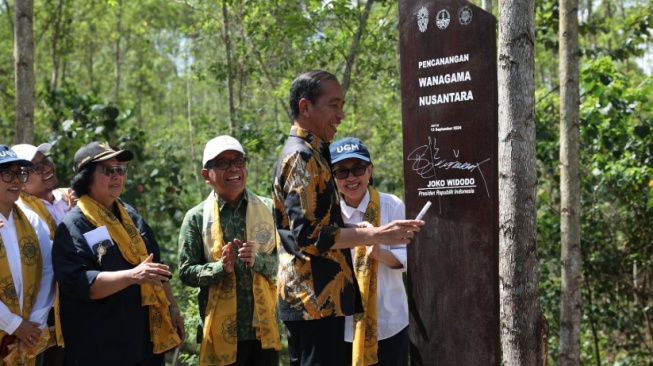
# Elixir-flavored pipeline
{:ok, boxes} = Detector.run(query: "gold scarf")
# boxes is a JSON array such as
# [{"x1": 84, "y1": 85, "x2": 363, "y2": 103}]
[
  {"x1": 18, "y1": 189, "x2": 70, "y2": 347},
  {"x1": 77, "y1": 196, "x2": 181, "y2": 354},
  {"x1": 200, "y1": 191, "x2": 280, "y2": 366},
  {"x1": 18, "y1": 189, "x2": 70, "y2": 241},
  {"x1": 0, "y1": 205, "x2": 52, "y2": 366},
  {"x1": 352, "y1": 187, "x2": 380, "y2": 366}
]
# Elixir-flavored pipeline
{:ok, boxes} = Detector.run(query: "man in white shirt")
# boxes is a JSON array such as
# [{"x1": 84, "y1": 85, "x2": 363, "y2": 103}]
[
  {"x1": 0, "y1": 144, "x2": 55, "y2": 365},
  {"x1": 12, "y1": 143, "x2": 73, "y2": 239},
  {"x1": 11, "y1": 143, "x2": 69, "y2": 365},
  {"x1": 330, "y1": 137, "x2": 409, "y2": 366}
]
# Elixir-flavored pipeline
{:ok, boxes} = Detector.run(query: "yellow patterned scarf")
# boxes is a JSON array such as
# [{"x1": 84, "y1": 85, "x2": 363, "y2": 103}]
[
  {"x1": 18, "y1": 189, "x2": 70, "y2": 347},
  {"x1": 18, "y1": 189, "x2": 70, "y2": 241},
  {"x1": 200, "y1": 191, "x2": 280, "y2": 366},
  {"x1": 77, "y1": 196, "x2": 181, "y2": 354},
  {"x1": 352, "y1": 187, "x2": 380, "y2": 366},
  {"x1": 0, "y1": 205, "x2": 51, "y2": 366}
]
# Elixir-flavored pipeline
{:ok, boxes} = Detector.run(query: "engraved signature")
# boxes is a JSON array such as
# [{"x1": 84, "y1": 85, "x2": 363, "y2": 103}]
[{"x1": 407, "y1": 136, "x2": 491, "y2": 197}]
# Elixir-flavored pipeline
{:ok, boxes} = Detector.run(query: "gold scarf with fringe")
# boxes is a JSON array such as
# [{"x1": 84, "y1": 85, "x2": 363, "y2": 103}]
[
  {"x1": 77, "y1": 196, "x2": 181, "y2": 354},
  {"x1": 200, "y1": 191, "x2": 280, "y2": 366},
  {"x1": 0, "y1": 205, "x2": 52, "y2": 366},
  {"x1": 352, "y1": 187, "x2": 380, "y2": 366},
  {"x1": 18, "y1": 189, "x2": 71, "y2": 347}
]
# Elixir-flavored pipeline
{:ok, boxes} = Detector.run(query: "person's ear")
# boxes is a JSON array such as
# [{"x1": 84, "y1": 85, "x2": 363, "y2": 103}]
[
  {"x1": 201, "y1": 169, "x2": 210, "y2": 183},
  {"x1": 298, "y1": 98, "x2": 310, "y2": 115}
]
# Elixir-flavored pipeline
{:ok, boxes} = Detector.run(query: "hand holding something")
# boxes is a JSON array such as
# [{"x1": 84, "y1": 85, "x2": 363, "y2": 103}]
[
  {"x1": 129, "y1": 253, "x2": 171, "y2": 286},
  {"x1": 13, "y1": 320, "x2": 41, "y2": 348},
  {"x1": 222, "y1": 242, "x2": 236, "y2": 273},
  {"x1": 356, "y1": 221, "x2": 373, "y2": 228},
  {"x1": 236, "y1": 238, "x2": 256, "y2": 268},
  {"x1": 373, "y1": 219, "x2": 424, "y2": 245}
]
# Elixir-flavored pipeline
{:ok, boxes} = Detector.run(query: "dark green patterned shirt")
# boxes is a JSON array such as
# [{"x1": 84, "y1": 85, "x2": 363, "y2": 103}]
[{"x1": 178, "y1": 190, "x2": 277, "y2": 342}]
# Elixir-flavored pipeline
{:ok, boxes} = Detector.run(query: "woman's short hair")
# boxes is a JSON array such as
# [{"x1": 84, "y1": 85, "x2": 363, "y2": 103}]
[{"x1": 70, "y1": 162, "x2": 96, "y2": 197}]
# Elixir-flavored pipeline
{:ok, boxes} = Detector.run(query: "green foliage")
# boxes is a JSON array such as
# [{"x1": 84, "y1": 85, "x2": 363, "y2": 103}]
[{"x1": 4, "y1": 0, "x2": 653, "y2": 363}]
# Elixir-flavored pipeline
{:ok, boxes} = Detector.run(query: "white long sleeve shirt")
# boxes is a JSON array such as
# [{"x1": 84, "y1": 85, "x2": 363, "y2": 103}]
[
  {"x1": 341, "y1": 189, "x2": 409, "y2": 341},
  {"x1": 17, "y1": 188, "x2": 70, "y2": 238},
  {"x1": 0, "y1": 208, "x2": 55, "y2": 334}
]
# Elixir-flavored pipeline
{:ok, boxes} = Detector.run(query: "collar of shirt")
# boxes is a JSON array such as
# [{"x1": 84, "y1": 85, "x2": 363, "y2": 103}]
[
  {"x1": 215, "y1": 190, "x2": 248, "y2": 211},
  {"x1": 289, "y1": 126, "x2": 329, "y2": 155},
  {"x1": 339, "y1": 189, "x2": 371, "y2": 220}
]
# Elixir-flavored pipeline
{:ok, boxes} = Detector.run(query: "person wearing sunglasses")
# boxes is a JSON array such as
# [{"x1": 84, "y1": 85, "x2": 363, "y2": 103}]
[
  {"x1": 178, "y1": 135, "x2": 280, "y2": 366},
  {"x1": 11, "y1": 143, "x2": 74, "y2": 366},
  {"x1": 12, "y1": 143, "x2": 75, "y2": 241},
  {"x1": 330, "y1": 137, "x2": 409, "y2": 366},
  {"x1": 0, "y1": 144, "x2": 56, "y2": 365},
  {"x1": 273, "y1": 70, "x2": 424, "y2": 366},
  {"x1": 51, "y1": 142, "x2": 184, "y2": 366}
]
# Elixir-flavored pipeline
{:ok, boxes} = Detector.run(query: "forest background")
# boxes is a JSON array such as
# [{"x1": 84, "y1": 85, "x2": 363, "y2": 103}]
[{"x1": 1, "y1": 0, "x2": 653, "y2": 364}]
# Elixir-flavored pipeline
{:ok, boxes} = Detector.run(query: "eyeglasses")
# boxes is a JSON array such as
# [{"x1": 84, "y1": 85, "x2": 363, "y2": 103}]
[
  {"x1": 332, "y1": 165, "x2": 368, "y2": 179},
  {"x1": 28, "y1": 156, "x2": 55, "y2": 174},
  {"x1": 1, "y1": 170, "x2": 29, "y2": 183},
  {"x1": 97, "y1": 165, "x2": 128, "y2": 177},
  {"x1": 206, "y1": 157, "x2": 247, "y2": 170}
]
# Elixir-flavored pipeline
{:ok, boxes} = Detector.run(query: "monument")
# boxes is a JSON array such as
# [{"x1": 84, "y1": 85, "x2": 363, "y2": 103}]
[{"x1": 399, "y1": 0, "x2": 500, "y2": 364}]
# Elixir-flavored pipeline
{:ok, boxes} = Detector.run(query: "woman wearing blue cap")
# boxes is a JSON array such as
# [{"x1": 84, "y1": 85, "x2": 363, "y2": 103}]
[
  {"x1": 330, "y1": 137, "x2": 409, "y2": 366},
  {"x1": 0, "y1": 145, "x2": 55, "y2": 366}
]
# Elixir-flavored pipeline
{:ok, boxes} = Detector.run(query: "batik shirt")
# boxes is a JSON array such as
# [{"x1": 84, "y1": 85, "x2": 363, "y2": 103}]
[
  {"x1": 177, "y1": 191, "x2": 277, "y2": 342},
  {"x1": 273, "y1": 126, "x2": 362, "y2": 321}
]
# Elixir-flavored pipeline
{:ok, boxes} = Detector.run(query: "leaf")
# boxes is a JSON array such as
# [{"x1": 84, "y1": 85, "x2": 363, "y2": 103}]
[{"x1": 634, "y1": 125, "x2": 650, "y2": 138}]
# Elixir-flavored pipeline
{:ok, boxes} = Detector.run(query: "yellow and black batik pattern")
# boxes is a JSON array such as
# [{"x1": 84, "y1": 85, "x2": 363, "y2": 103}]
[{"x1": 273, "y1": 126, "x2": 362, "y2": 321}]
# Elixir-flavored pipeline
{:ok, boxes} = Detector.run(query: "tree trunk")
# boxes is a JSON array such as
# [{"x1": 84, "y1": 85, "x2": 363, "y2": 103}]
[
  {"x1": 50, "y1": 0, "x2": 65, "y2": 91},
  {"x1": 14, "y1": 0, "x2": 35, "y2": 144},
  {"x1": 221, "y1": 0, "x2": 235, "y2": 134},
  {"x1": 341, "y1": 0, "x2": 374, "y2": 96},
  {"x1": 113, "y1": 0, "x2": 123, "y2": 104},
  {"x1": 483, "y1": 0, "x2": 493, "y2": 14},
  {"x1": 557, "y1": 0, "x2": 581, "y2": 363},
  {"x1": 497, "y1": 0, "x2": 546, "y2": 365}
]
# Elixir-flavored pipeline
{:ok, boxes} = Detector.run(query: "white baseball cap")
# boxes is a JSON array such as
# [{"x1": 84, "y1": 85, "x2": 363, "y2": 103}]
[
  {"x1": 11, "y1": 143, "x2": 52, "y2": 162},
  {"x1": 202, "y1": 136, "x2": 245, "y2": 167}
]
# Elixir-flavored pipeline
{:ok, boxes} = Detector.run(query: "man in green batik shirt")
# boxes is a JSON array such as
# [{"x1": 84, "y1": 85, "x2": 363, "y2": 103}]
[{"x1": 178, "y1": 135, "x2": 280, "y2": 366}]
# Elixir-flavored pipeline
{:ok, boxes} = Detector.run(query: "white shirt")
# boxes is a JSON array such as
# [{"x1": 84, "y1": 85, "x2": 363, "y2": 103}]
[
  {"x1": 0, "y1": 208, "x2": 55, "y2": 334},
  {"x1": 342, "y1": 189, "x2": 409, "y2": 341},
  {"x1": 17, "y1": 189, "x2": 69, "y2": 238}
]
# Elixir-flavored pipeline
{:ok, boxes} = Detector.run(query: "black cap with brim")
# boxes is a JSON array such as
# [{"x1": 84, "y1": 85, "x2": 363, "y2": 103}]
[
  {"x1": 73, "y1": 141, "x2": 134, "y2": 173},
  {"x1": 0, "y1": 145, "x2": 34, "y2": 167}
]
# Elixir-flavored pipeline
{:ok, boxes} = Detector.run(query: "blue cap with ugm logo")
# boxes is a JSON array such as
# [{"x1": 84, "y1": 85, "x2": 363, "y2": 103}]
[
  {"x1": 329, "y1": 137, "x2": 372, "y2": 164},
  {"x1": 0, "y1": 145, "x2": 34, "y2": 167}
]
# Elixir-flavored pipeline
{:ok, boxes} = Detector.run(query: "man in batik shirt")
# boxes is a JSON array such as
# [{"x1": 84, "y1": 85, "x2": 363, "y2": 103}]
[
  {"x1": 178, "y1": 136, "x2": 280, "y2": 366},
  {"x1": 273, "y1": 70, "x2": 424, "y2": 366}
]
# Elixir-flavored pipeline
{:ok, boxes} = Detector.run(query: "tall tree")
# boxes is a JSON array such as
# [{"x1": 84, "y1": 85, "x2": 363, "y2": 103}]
[
  {"x1": 14, "y1": 0, "x2": 34, "y2": 144},
  {"x1": 497, "y1": 0, "x2": 546, "y2": 364},
  {"x1": 557, "y1": 0, "x2": 581, "y2": 363}
]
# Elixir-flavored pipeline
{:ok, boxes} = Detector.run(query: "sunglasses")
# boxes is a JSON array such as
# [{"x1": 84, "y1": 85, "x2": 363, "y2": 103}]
[
  {"x1": 206, "y1": 157, "x2": 247, "y2": 170},
  {"x1": 1, "y1": 170, "x2": 29, "y2": 183},
  {"x1": 28, "y1": 156, "x2": 55, "y2": 175},
  {"x1": 97, "y1": 165, "x2": 128, "y2": 177},
  {"x1": 332, "y1": 164, "x2": 368, "y2": 179}
]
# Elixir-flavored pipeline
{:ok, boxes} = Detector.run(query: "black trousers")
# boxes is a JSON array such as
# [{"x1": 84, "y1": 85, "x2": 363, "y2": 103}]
[
  {"x1": 285, "y1": 317, "x2": 346, "y2": 366},
  {"x1": 226, "y1": 340, "x2": 279, "y2": 366},
  {"x1": 344, "y1": 326, "x2": 409, "y2": 366}
]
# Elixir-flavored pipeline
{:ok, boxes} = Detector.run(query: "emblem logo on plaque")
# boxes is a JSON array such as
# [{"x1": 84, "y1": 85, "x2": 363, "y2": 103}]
[
  {"x1": 436, "y1": 9, "x2": 451, "y2": 29},
  {"x1": 458, "y1": 6, "x2": 473, "y2": 25},
  {"x1": 417, "y1": 7, "x2": 429, "y2": 32}
]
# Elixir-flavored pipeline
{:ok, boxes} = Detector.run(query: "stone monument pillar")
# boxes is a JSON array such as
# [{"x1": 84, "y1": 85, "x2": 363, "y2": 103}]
[{"x1": 399, "y1": 1, "x2": 500, "y2": 364}]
